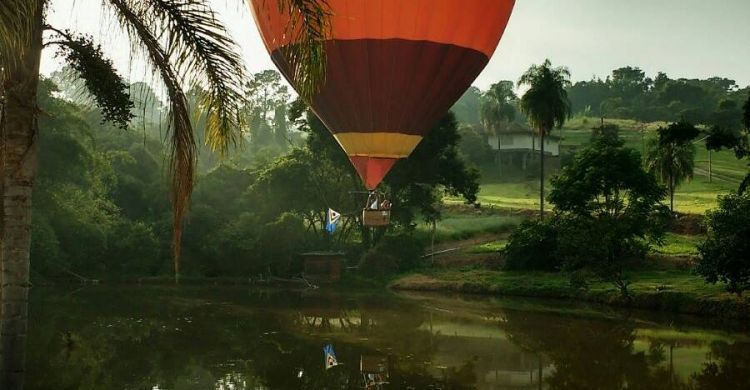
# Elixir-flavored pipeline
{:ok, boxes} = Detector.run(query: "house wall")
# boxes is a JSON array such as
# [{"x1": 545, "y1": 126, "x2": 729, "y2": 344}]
[{"x1": 491, "y1": 133, "x2": 560, "y2": 156}]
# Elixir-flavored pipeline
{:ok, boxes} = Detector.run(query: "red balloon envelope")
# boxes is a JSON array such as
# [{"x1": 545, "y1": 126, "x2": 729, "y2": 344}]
[{"x1": 249, "y1": 0, "x2": 516, "y2": 189}]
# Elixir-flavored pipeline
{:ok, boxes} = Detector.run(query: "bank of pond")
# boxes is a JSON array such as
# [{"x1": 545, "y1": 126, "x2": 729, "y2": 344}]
[{"x1": 391, "y1": 268, "x2": 750, "y2": 320}]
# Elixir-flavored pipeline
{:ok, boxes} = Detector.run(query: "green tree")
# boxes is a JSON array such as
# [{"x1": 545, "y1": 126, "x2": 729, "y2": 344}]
[
  {"x1": 480, "y1": 81, "x2": 516, "y2": 135},
  {"x1": 706, "y1": 94, "x2": 749, "y2": 195},
  {"x1": 457, "y1": 124, "x2": 494, "y2": 166},
  {"x1": 518, "y1": 59, "x2": 571, "y2": 219},
  {"x1": 273, "y1": 103, "x2": 290, "y2": 149},
  {"x1": 451, "y1": 86, "x2": 482, "y2": 125},
  {"x1": 548, "y1": 136, "x2": 668, "y2": 295},
  {"x1": 645, "y1": 121, "x2": 699, "y2": 213},
  {"x1": 0, "y1": 0, "x2": 330, "y2": 387},
  {"x1": 696, "y1": 193, "x2": 750, "y2": 295},
  {"x1": 245, "y1": 70, "x2": 291, "y2": 150},
  {"x1": 610, "y1": 66, "x2": 651, "y2": 103}
]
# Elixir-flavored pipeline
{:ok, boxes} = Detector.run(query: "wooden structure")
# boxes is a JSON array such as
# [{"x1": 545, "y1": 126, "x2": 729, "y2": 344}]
[
  {"x1": 301, "y1": 252, "x2": 345, "y2": 282},
  {"x1": 362, "y1": 209, "x2": 390, "y2": 227},
  {"x1": 361, "y1": 355, "x2": 390, "y2": 388}
]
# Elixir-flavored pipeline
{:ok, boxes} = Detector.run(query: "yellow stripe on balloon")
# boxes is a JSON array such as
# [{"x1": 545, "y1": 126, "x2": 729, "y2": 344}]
[{"x1": 333, "y1": 132, "x2": 423, "y2": 159}]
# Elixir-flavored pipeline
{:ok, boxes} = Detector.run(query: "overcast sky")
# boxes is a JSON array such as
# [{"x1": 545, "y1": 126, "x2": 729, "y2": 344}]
[{"x1": 41, "y1": 0, "x2": 750, "y2": 91}]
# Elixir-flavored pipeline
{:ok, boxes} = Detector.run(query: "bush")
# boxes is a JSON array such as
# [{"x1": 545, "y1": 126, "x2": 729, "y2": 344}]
[
  {"x1": 258, "y1": 213, "x2": 307, "y2": 276},
  {"x1": 696, "y1": 193, "x2": 750, "y2": 295},
  {"x1": 503, "y1": 219, "x2": 561, "y2": 271},
  {"x1": 107, "y1": 221, "x2": 161, "y2": 278},
  {"x1": 358, "y1": 250, "x2": 400, "y2": 277},
  {"x1": 359, "y1": 233, "x2": 425, "y2": 276}
]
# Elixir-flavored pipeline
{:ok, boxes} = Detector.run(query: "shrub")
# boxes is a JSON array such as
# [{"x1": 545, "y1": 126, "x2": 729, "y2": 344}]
[
  {"x1": 359, "y1": 233, "x2": 425, "y2": 276},
  {"x1": 696, "y1": 193, "x2": 750, "y2": 295},
  {"x1": 258, "y1": 213, "x2": 307, "y2": 276},
  {"x1": 503, "y1": 219, "x2": 560, "y2": 271}
]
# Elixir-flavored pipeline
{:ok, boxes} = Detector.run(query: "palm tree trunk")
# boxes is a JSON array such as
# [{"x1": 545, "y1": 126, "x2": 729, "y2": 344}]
[
  {"x1": 0, "y1": 5, "x2": 43, "y2": 389},
  {"x1": 539, "y1": 130, "x2": 545, "y2": 220},
  {"x1": 669, "y1": 175, "x2": 675, "y2": 213}
]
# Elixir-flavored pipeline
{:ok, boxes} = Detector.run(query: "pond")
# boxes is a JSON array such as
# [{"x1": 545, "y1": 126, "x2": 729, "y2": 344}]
[{"x1": 26, "y1": 286, "x2": 750, "y2": 389}]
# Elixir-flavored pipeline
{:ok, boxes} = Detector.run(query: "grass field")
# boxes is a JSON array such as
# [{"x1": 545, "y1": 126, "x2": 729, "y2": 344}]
[
  {"x1": 654, "y1": 233, "x2": 703, "y2": 257},
  {"x1": 391, "y1": 265, "x2": 750, "y2": 318},
  {"x1": 414, "y1": 211, "x2": 522, "y2": 243},
  {"x1": 467, "y1": 116, "x2": 747, "y2": 215}
]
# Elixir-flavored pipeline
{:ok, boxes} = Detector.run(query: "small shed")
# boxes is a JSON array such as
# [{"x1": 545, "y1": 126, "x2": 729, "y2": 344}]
[{"x1": 300, "y1": 251, "x2": 346, "y2": 282}]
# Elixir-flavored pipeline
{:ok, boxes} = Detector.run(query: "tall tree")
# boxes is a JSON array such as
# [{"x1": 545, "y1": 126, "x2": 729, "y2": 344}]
[
  {"x1": 518, "y1": 59, "x2": 571, "y2": 219},
  {"x1": 0, "y1": 0, "x2": 330, "y2": 388},
  {"x1": 707, "y1": 94, "x2": 750, "y2": 195},
  {"x1": 480, "y1": 81, "x2": 516, "y2": 135},
  {"x1": 645, "y1": 122, "x2": 699, "y2": 213}
]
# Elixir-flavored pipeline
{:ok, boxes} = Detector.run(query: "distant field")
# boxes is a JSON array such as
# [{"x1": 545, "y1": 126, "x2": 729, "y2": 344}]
[
  {"x1": 415, "y1": 211, "x2": 523, "y2": 243},
  {"x1": 467, "y1": 117, "x2": 747, "y2": 215}
]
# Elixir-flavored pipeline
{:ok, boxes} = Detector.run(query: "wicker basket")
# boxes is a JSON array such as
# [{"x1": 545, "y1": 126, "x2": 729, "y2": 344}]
[{"x1": 362, "y1": 209, "x2": 390, "y2": 227}]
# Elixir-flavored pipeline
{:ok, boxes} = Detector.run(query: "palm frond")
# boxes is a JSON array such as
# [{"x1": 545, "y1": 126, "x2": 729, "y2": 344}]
[
  {"x1": 138, "y1": 0, "x2": 246, "y2": 154},
  {"x1": 0, "y1": 0, "x2": 40, "y2": 77},
  {"x1": 518, "y1": 59, "x2": 572, "y2": 134},
  {"x1": 275, "y1": 0, "x2": 332, "y2": 101},
  {"x1": 107, "y1": 0, "x2": 195, "y2": 283}
]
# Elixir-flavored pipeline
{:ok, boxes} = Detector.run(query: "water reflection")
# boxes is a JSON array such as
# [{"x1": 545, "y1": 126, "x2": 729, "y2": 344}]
[{"x1": 26, "y1": 287, "x2": 750, "y2": 389}]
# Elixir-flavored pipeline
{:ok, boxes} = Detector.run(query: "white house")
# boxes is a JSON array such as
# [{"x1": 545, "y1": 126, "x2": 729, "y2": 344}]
[{"x1": 486, "y1": 124, "x2": 561, "y2": 172}]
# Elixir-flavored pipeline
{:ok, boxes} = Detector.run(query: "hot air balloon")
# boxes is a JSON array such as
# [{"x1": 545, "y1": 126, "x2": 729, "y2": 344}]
[{"x1": 249, "y1": 0, "x2": 515, "y2": 191}]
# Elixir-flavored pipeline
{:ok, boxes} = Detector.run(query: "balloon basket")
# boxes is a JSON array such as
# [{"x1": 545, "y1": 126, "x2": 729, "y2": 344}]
[{"x1": 362, "y1": 209, "x2": 390, "y2": 227}]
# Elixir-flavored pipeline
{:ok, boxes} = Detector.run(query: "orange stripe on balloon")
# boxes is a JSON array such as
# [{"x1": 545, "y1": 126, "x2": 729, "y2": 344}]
[
  {"x1": 249, "y1": 0, "x2": 515, "y2": 57},
  {"x1": 349, "y1": 156, "x2": 397, "y2": 190}
]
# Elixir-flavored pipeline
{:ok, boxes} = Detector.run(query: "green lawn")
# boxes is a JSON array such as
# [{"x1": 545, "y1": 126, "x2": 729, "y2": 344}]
[
  {"x1": 397, "y1": 267, "x2": 732, "y2": 301},
  {"x1": 393, "y1": 266, "x2": 748, "y2": 316},
  {"x1": 653, "y1": 233, "x2": 703, "y2": 257},
  {"x1": 469, "y1": 117, "x2": 746, "y2": 215},
  {"x1": 469, "y1": 178, "x2": 733, "y2": 215},
  {"x1": 465, "y1": 240, "x2": 508, "y2": 254},
  {"x1": 414, "y1": 212, "x2": 522, "y2": 243}
]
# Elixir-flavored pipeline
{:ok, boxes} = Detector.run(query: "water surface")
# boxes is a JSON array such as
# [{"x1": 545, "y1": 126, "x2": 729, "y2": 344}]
[{"x1": 27, "y1": 286, "x2": 750, "y2": 389}]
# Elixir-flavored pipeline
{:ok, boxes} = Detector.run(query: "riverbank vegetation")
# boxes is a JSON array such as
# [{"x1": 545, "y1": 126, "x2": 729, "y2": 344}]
[{"x1": 17, "y1": 62, "x2": 750, "y2": 317}]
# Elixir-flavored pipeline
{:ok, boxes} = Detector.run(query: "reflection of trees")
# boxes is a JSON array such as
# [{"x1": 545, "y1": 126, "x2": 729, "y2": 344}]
[
  {"x1": 691, "y1": 341, "x2": 750, "y2": 390},
  {"x1": 25, "y1": 288, "x2": 452, "y2": 390},
  {"x1": 34, "y1": 288, "x2": 748, "y2": 390},
  {"x1": 500, "y1": 311, "x2": 690, "y2": 390}
]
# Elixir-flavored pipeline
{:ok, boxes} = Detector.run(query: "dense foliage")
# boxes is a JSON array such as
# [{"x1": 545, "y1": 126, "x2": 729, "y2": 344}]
[
  {"x1": 503, "y1": 219, "x2": 559, "y2": 271},
  {"x1": 31, "y1": 70, "x2": 479, "y2": 281},
  {"x1": 567, "y1": 66, "x2": 749, "y2": 124},
  {"x1": 504, "y1": 135, "x2": 668, "y2": 294},
  {"x1": 696, "y1": 193, "x2": 750, "y2": 294}
]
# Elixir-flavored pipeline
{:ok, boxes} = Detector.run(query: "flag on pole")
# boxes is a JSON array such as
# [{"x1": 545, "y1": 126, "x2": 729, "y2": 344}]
[
  {"x1": 325, "y1": 208, "x2": 341, "y2": 234},
  {"x1": 324, "y1": 344, "x2": 339, "y2": 369}
]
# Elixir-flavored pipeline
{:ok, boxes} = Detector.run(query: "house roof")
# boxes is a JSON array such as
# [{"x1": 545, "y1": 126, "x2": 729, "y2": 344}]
[{"x1": 489, "y1": 123, "x2": 560, "y2": 141}]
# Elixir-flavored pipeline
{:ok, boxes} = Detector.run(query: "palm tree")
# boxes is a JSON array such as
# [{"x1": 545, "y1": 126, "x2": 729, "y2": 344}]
[
  {"x1": 518, "y1": 59, "x2": 571, "y2": 219},
  {"x1": 480, "y1": 81, "x2": 517, "y2": 135},
  {"x1": 0, "y1": 1, "x2": 329, "y2": 387},
  {"x1": 645, "y1": 138, "x2": 695, "y2": 213}
]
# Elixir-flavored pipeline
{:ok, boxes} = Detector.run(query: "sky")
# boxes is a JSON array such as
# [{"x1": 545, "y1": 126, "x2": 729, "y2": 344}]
[{"x1": 41, "y1": 0, "x2": 750, "y2": 92}]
